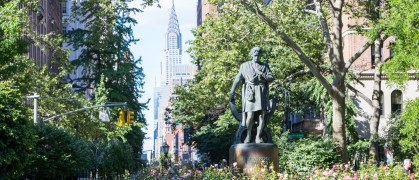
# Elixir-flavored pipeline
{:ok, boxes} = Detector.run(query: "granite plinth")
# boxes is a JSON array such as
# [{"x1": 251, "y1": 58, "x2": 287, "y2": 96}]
[{"x1": 229, "y1": 143, "x2": 279, "y2": 175}]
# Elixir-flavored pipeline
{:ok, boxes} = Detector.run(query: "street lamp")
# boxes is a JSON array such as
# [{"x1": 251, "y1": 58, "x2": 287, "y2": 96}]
[{"x1": 162, "y1": 142, "x2": 170, "y2": 169}]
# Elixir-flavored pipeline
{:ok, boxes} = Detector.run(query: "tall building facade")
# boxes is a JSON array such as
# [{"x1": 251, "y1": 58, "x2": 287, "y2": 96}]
[
  {"x1": 153, "y1": 1, "x2": 198, "y2": 164},
  {"x1": 62, "y1": 0, "x2": 94, "y2": 97},
  {"x1": 26, "y1": 0, "x2": 62, "y2": 73}
]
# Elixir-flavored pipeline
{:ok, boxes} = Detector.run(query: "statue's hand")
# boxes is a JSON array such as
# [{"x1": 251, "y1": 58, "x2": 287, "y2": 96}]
[{"x1": 229, "y1": 93, "x2": 235, "y2": 103}]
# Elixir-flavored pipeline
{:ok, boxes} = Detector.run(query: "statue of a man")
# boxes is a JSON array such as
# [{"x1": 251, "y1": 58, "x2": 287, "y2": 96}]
[{"x1": 229, "y1": 47, "x2": 274, "y2": 143}]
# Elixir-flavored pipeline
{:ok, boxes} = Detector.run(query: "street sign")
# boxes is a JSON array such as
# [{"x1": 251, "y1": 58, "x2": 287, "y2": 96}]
[
  {"x1": 288, "y1": 134, "x2": 304, "y2": 138},
  {"x1": 99, "y1": 109, "x2": 110, "y2": 122}
]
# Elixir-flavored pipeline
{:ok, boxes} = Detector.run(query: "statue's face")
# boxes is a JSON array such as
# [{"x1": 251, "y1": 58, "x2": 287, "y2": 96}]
[{"x1": 251, "y1": 48, "x2": 261, "y2": 62}]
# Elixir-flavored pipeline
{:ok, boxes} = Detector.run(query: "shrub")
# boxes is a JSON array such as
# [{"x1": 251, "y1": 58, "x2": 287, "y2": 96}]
[
  {"x1": 25, "y1": 123, "x2": 89, "y2": 179},
  {"x1": 276, "y1": 133, "x2": 341, "y2": 173},
  {"x1": 0, "y1": 81, "x2": 35, "y2": 179}
]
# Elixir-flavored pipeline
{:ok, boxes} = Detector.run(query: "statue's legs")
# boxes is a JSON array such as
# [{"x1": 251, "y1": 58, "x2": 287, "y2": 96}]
[
  {"x1": 255, "y1": 110, "x2": 266, "y2": 143},
  {"x1": 244, "y1": 111, "x2": 254, "y2": 143}
]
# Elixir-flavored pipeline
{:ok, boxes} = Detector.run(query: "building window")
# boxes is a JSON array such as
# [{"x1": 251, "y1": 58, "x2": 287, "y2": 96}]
[
  {"x1": 62, "y1": 1, "x2": 67, "y2": 14},
  {"x1": 391, "y1": 90, "x2": 402, "y2": 114},
  {"x1": 371, "y1": 44, "x2": 375, "y2": 68},
  {"x1": 390, "y1": 42, "x2": 394, "y2": 59},
  {"x1": 379, "y1": 90, "x2": 384, "y2": 116}
]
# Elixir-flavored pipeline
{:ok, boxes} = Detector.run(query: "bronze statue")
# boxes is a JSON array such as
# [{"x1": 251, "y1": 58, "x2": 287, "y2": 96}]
[{"x1": 229, "y1": 47, "x2": 275, "y2": 144}]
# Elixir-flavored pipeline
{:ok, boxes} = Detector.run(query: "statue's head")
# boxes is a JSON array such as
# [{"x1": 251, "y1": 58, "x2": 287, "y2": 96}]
[{"x1": 250, "y1": 47, "x2": 262, "y2": 62}]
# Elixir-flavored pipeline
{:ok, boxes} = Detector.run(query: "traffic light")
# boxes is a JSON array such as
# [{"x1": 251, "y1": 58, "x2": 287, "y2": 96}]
[
  {"x1": 127, "y1": 110, "x2": 134, "y2": 125},
  {"x1": 118, "y1": 110, "x2": 125, "y2": 126}
]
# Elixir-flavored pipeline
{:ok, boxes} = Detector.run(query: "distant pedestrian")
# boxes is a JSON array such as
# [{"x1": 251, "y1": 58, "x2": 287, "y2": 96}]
[{"x1": 403, "y1": 159, "x2": 415, "y2": 174}]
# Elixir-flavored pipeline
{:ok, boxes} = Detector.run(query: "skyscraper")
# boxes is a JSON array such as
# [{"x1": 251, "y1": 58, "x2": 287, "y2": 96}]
[
  {"x1": 153, "y1": 1, "x2": 198, "y2": 163},
  {"x1": 162, "y1": 1, "x2": 182, "y2": 86}
]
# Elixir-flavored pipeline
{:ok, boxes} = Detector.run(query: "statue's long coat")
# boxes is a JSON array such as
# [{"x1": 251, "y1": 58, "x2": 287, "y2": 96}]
[{"x1": 236, "y1": 61, "x2": 274, "y2": 112}]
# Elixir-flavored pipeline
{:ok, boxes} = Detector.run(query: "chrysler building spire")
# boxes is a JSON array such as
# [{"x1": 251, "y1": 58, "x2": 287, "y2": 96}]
[
  {"x1": 162, "y1": 0, "x2": 182, "y2": 85},
  {"x1": 166, "y1": 0, "x2": 181, "y2": 51}
]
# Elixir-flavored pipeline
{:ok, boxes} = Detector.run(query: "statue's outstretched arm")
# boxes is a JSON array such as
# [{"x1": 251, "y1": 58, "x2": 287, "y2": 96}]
[{"x1": 229, "y1": 72, "x2": 243, "y2": 102}]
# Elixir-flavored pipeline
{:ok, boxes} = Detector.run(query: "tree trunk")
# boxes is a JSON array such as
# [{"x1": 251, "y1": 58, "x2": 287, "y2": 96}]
[
  {"x1": 330, "y1": 0, "x2": 349, "y2": 163},
  {"x1": 332, "y1": 82, "x2": 349, "y2": 162},
  {"x1": 369, "y1": 38, "x2": 383, "y2": 163}
]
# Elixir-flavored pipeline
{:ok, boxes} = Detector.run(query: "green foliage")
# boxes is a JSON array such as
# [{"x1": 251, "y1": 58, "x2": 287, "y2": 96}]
[
  {"x1": 275, "y1": 133, "x2": 341, "y2": 173},
  {"x1": 66, "y1": 0, "x2": 147, "y2": 120},
  {"x1": 0, "y1": 0, "x2": 31, "y2": 81},
  {"x1": 101, "y1": 139, "x2": 135, "y2": 176},
  {"x1": 173, "y1": 0, "x2": 324, "y2": 163},
  {"x1": 382, "y1": 0, "x2": 419, "y2": 87},
  {"x1": 25, "y1": 123, "x2": 89, "y2": 179},
  {"x1": 0, "y1": 81, "x2": 35, "y2": 179},
  {"x1": 125, "y1": 123, "x2": 147, "y2": 171},
  {"x1": 138, "y1": 161, "x2": 418, "y2": 179},
  {"x1": 347, "y1": 138, "x2": 369, "y2": 165},
  {"x1": 191, "y1": 132, "x2": 234, "y2": 164},
  {"x1": 0, "y1": 0, "x2": 71, "y2": 94},
  {"x1": 305, "y1": 74, "x2": 360, "y2": 144},
  {"x1": 158, "y1": 152, "x2": 172, "y2": 167},
  {"x1": 399, "y1": 98, "x2": 419, "y2": 166},
  {"x1": 84, "y1": 139, "x2": 135, "y2": 178}
]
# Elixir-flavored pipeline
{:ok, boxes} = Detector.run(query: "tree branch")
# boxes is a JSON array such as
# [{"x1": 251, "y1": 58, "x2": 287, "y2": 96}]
[
  {"x1": 240, "y1": 0, "x2": 333, "y2": 94},
  {"x1": 344, "y1": 34, "x2": 389, "y2": 74},
  {"x1": 272, "y1": 69, "x2": 311, "y2": 86},
  {"x1": 344, "y1": 40, "x2": 373, "y2": 73},
  {"x1": 314, "y1": 0, "x2": 333, "y2": 65},
  {"x1": 346, "y1": 83, "x2": 373, "y2": 107},
  {"x1": 304, "y1": 9, "x2": 317, "y2": 14}
]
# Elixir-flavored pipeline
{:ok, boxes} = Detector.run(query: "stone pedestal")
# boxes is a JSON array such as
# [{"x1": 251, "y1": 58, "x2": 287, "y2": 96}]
[{"x1": 229, "y1": 143, "x2": 279, "y2": 175}]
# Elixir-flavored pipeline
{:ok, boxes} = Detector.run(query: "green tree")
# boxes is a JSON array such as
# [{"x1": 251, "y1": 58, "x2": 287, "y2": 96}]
[
  {"x1": 172, "y1": 0, "x2": 323, "y2": 161},
  {"x1": 381, "y1": 0, "x2": 419, "y2": 165},
  {"x1": 66, "y1": 0, "x2": 147, "y2": 120},
  {"x1": 399, "y1": 98, "x2": 419, "y2": 166},
  {"x1": 0, "y1": 81, "x2": 35, "y2": 179},
  {"x1": 24, "y1": 123, "x2": 89, "y2": 179},
  {"x1": 1, "y1": 0, "x2": 70, "y2": 94},
  {"x1": 382, "y1": 0, "x2": 419, "y2": 86}
]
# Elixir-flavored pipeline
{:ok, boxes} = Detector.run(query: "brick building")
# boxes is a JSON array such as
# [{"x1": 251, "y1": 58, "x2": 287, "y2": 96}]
[{"x1": 26, "y1": 0, "x2": 62, "y2": 73}]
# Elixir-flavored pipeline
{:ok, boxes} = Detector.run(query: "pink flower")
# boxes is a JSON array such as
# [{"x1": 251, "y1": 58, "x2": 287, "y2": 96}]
[
  {"x1": 223, "y1": 159, "x2": 227, "y2": 163},
  {"x1": 365, "y1": 175, "x2": 370, "y2": 179},
  {"x1": 411, "y1": 174, "x2": 415, "y2": 180},
  {"x1": 233, "y1": 162, "x2": 237, "y2": 167},
  {"x1": 343, "y1": 176, "x2": 351, "y2": 180},
  {"x1": 182, "y1": 173, "x2": 191, "y2": 178},
  {"x1": 383, "y1": 167, "x2": 388, "y2": 170}
]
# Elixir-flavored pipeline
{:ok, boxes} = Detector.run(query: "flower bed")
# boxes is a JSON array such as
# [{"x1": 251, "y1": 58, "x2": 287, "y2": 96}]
[{"x1": 138, "y1": 160, "x2": 417, "y2": 179}]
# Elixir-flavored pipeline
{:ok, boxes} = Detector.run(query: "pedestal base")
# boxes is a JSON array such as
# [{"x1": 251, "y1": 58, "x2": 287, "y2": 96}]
[{"x1": 229, "y1": 143, "x2": 279, "y2": 175}]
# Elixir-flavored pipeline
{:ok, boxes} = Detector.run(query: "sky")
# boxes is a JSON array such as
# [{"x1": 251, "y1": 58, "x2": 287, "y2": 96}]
[{"x1": 127, "y1": 0, "x2": 197, "y2": 151}]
